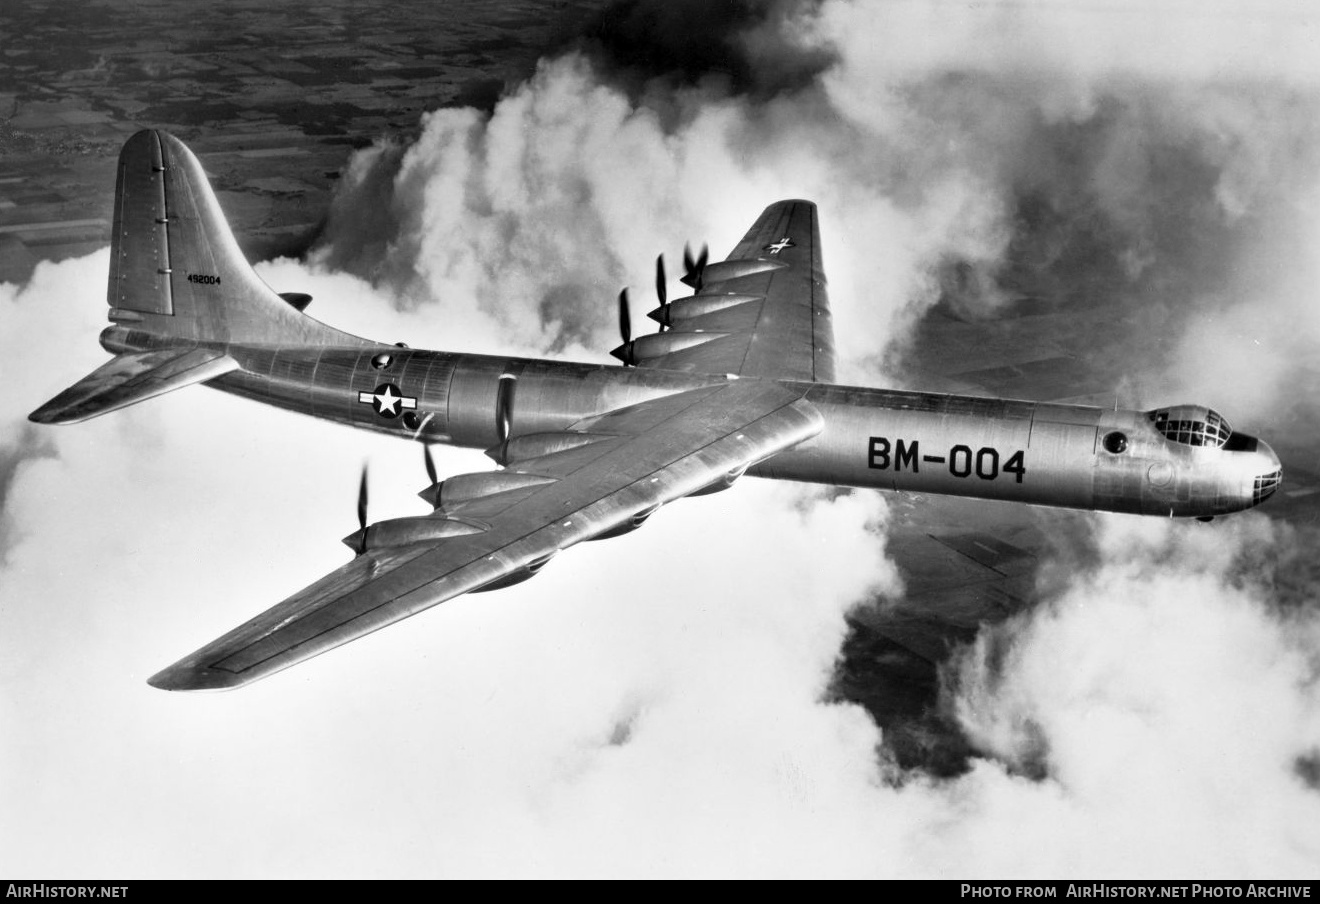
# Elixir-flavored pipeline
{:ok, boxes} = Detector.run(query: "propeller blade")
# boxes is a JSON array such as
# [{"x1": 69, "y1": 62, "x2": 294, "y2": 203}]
[
  {"x1": 495, "y1": 374, "x2": 516, "y2": 447},
  {"x1": 354, "y1": 464, "x2": 369, "y2": 555},
  {"x1": 617, "y1": 288, "x2": 633, "y2": 346},
  {"x1": 357, "y1": 466, "x2": 369, "y2": 531},
  {"x1": 423, "y1": 443, "x2": 438, "y2": 487},
  {"x1": 655, "y1": 254, "x2": 667, "y2": 308},
  {"x1": 681, "y1": 242, "x2": 709, "y2": 289}
]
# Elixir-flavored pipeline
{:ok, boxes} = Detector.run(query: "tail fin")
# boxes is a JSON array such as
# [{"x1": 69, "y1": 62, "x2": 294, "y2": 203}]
[
  {"x1": 105, "y1": 129, "x2": 354, "y2": 346},
  {"x1": 30, "y1": 130, "x2": 363, "y2": 425}
]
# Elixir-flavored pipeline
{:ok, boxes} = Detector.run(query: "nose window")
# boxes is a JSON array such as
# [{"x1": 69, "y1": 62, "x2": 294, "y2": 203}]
[
  {"x1": 1254, "y1": 469, "x2": 1281, "y2": 504},
  {"x1": 1150, "y1": 406, "x2": 1232, "y2": 448}
]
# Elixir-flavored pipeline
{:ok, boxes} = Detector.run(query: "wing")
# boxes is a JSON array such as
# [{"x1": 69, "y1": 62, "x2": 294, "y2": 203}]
[
  {"x1": 149, "y1": 380, "x2": 823, "y2": 690},
  {"x1": 624, "y1": 200, "x2": 835, "y2": 382}
]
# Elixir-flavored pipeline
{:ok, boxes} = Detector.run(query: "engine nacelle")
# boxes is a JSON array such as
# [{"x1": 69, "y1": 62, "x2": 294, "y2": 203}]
[
  {"x1": 695, "y1": 258, "x2": 785, "y2": 289},
  {"x1": 342, "y1": 515, "x2": 483, "y2": 552},
  {"x1": 612, "y1": 330, "x2": 728, "y2": 366},
  {"x1": 418, "y1": 471, "x2": 555, "y2": 509},
  {"x1": 648, "y1": 294, "x2": 763, "y2": 327}
]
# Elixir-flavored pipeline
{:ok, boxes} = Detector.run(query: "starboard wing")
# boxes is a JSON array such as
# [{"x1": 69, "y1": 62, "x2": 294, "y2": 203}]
[
  {"x1": 148, "y1": 380, "x2": 823, "y2": 690},
  {"x1": 628, "y1": 200, "x2": 835, "y2": 382}
]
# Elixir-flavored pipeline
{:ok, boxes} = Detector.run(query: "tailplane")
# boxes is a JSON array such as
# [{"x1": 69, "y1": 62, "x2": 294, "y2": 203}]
[{"x1": 29, "y1": 348, "x2": 238, "y2": 425}]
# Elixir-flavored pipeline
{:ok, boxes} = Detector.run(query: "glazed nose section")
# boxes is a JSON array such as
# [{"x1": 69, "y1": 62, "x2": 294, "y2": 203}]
[{"x1": 1250, "y1": 440, "x2": 1282, "y2": 506}]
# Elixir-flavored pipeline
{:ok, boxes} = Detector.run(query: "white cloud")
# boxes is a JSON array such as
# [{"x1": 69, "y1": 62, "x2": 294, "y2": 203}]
[{"x1": 949, "y1": 513, "x2": 1320, "y2": 877}]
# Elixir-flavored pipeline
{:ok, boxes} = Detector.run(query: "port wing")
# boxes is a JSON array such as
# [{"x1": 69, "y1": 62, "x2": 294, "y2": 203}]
[{"x1": 149, "y1": 380, "x2": 822, "y2": 690}]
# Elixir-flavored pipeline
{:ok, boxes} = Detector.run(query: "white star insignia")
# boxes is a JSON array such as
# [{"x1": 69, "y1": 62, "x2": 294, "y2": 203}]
[{"x1": 357, "y1": 383, "x2": 418, "y2": 419}]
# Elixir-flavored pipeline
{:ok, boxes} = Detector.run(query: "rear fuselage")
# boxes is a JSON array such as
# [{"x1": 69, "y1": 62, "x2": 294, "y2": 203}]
[{"x1": 102, "y1": 325, "x2": 1282, "y2": 518}]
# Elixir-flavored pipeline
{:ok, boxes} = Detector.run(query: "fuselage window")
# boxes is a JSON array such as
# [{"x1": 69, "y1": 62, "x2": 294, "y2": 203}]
[{"x1": 1103, "y1": 431, "x2": 1128, "y2": 454}]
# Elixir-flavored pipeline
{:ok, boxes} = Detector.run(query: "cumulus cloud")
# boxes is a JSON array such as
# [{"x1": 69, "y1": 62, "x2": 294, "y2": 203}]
[
  {"x1": 4, "y1": 0, "x2": 1320, "y2": 879},
  {"x1": 944, "y1": 513, "x2": 1320, "y2": 877}
]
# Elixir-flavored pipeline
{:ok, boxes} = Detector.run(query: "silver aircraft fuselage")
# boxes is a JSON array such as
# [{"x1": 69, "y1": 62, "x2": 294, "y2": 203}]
[{"x1": 104, "y1": 324, "x2": 1283, "y2": 519}]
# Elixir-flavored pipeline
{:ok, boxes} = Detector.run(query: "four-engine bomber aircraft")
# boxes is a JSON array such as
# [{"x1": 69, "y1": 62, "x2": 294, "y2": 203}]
[{"x1": 31, "y1": 131, "x2": 1283, "y2": 691}]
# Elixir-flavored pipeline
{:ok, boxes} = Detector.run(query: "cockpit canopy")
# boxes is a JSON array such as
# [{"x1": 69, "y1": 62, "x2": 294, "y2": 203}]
[{"x1": 1149, "y1": 405, "x2": 1232, "y2": 448}]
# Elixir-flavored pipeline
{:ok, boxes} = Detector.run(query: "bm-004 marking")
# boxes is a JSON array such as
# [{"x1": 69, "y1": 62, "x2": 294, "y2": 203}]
[
  {"x1": 28, "y1": 130, "x2": 1283, "y2": 691},
  {"x1": 868, "y1": 436, "x2": 1026, "y2": 483}
]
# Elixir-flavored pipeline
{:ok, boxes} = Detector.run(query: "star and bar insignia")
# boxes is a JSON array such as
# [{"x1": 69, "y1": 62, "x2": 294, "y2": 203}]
[{"x1": 358, "y1": 383, "x2": 417, "y2": 419}]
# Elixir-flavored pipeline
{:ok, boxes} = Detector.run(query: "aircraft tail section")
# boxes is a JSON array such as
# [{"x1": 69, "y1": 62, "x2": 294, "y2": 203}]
[
  {"x1": 104, "y1": 129, "x2": 356, "y2": 347},
  {"x1": 30, "y1": 130, "x2": 365, "y2": 425}
]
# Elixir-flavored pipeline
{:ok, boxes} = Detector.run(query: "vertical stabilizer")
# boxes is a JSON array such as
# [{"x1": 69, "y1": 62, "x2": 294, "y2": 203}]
[
  {"x1": 109, "y1": 131, "x2": 173, "y2": 316},
  {"x1": 106, "y1": 130, "x2": 359, "y2": 347}
]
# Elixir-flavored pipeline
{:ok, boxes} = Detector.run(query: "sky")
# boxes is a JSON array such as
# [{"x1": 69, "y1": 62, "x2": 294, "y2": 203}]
[{"x1": 3, "y1": 0, "x2": 1320, "y2": 879}]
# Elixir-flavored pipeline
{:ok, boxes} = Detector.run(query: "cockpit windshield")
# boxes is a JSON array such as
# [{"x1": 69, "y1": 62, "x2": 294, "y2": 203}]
[{"x1": 1149, "y1": 406, "x2": 1232, "y2": 448}]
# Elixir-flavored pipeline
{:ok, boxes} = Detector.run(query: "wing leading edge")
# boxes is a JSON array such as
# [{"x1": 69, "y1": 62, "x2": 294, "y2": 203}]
[
  {"x1": 633, "y1": 200, "x2": 835, "y2": 382},
  {"x1": 149, "y1": 381, "x2": 823, "y2": 690}
]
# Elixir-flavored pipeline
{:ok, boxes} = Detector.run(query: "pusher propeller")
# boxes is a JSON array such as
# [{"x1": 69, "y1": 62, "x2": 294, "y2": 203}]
[
  {"x1": 495, "y1": 373, "x2": 515, "y2": 450},
  {"x1": 350, "y1": 464, "x2": 369, "y2": 555},
  {"x1": 611, "y1": 289, "x2": 635, "y2": 366},
  {"x1": 655, "y1": 254, "x2": 669, "y2": 332},
  {"x1": 681, "y1": 242, "x2": 708, "y2": 290},
  {"x1": 618, "y1": 288, "x2": 633, "y2": 346},
  {"x1": 423, "y1": 443, "x2": 439, "y2": 487}
]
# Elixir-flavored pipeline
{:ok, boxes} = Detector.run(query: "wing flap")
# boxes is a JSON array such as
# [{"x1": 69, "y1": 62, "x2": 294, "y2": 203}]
[
  {"x1": 149, "y1": 381, "x2": 824, "y2": 690},
  {"x1": 29, "y1": 347, "x2": 239, "y2": 425}
]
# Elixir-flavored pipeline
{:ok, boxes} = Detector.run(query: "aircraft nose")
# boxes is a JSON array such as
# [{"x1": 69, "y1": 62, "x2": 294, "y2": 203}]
[{"x1": 1250, "y1": 439, "x2": 1282, "y2": 506}]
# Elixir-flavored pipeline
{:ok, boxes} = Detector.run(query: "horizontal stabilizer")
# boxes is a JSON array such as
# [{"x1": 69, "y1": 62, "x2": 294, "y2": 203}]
[{"x1": 29, "y1": 347, "x2": 239, "y2": 425}]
